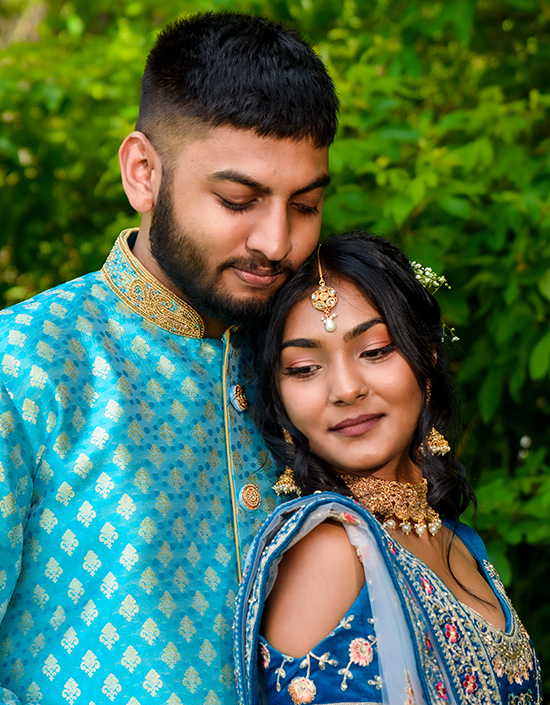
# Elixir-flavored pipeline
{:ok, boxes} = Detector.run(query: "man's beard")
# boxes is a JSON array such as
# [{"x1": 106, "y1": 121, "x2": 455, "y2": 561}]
[{"x1": 149, "y1": 179, "x2": 294, "y2": 327}]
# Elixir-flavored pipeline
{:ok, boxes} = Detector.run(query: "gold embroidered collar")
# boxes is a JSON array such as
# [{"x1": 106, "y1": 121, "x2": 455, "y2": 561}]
[{"x1": 101, "y1": 229, "x2": 205, "y2": 338}]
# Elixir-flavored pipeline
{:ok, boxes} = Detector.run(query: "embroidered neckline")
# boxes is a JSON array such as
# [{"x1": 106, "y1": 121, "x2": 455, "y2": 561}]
[{"x1": 101, "y1": 229, "x2": 205, "y2": 338}]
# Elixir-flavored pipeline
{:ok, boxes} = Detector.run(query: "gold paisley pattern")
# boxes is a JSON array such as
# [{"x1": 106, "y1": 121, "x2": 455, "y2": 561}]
[{"x1": 101, "y1": 229, "x2": 205, "y2": 338}]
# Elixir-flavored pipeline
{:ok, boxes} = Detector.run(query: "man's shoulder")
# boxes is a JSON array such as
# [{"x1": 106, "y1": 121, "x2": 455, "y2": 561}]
[{"x1": 0, "y1": 270, "x2": 110, "y2": 349}]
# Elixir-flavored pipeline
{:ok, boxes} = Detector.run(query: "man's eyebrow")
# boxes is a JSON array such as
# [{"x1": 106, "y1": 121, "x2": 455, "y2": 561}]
[
  {"x1": 209, "y1": 170, "x2": 331, "y2": 197},
  {"x1": 343, "y1": 318, "x2": 385, "y2": 343},
  {"x1": 280, "y1": 337, "x2": 321, "y2": 351}
]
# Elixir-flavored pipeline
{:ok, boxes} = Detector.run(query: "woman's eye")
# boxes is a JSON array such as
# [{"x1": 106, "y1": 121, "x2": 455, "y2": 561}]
[
  {"x1": 281, "y1": 365, "x2": 320, "y2": 378},
  {"x1": 360, "y1": 343, "x2": 396, "y2": 360}
]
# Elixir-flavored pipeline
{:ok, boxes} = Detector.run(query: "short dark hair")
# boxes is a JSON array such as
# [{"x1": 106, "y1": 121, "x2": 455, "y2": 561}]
[
  {"x1": 137, "y1": 12, "x2": 339, "y2": 155},
  {"x1": 256, "y1": 231, "x2": 475, "y2": 520}
]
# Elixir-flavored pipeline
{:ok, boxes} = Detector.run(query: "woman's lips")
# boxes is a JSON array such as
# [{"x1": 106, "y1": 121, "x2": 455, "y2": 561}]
[{"x1": 330, "y1": 414, "x2": 383, "y2": 437}]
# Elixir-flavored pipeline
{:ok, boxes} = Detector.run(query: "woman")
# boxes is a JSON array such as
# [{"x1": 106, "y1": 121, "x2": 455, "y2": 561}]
[{"x1": 234, "y1": 232, "x2": 541, "y2": 705}]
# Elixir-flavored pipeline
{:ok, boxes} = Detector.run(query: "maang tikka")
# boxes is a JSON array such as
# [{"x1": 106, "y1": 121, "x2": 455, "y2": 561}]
[{"x1": 311, "y1": 244, "x2": 338, "y2": 332}]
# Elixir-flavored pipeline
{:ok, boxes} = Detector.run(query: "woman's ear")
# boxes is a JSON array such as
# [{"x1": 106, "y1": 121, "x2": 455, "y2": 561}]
[{"x1": 119, "y1": 131, "x2": 163, "y2": 214}]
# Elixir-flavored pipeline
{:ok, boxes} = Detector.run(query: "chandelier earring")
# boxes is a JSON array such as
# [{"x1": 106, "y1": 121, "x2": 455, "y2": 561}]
[
  {"x1": 424, "y1": 427, "x2": 451, "y2": 456},
  {"x1": 273, "y1": 428, "x2": 300, "y2": 496}
]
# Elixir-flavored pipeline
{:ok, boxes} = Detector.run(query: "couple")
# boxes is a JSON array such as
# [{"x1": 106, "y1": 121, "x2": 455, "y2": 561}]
[{"x1": 0, "y1": 10, "x2": 539, "y2": 705}]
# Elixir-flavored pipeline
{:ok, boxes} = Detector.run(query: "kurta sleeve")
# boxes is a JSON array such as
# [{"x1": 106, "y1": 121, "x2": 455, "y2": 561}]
[{"x1": 0, "y1": 380, "x2": 35, "y2": 704}]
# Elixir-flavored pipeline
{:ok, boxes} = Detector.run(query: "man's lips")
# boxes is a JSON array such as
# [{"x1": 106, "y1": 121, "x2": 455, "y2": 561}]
[
  {"x1": 330, "y1": 414, "x2": 383, "y2": 437},
  {"x1": 231, "y1": 266, "x2": 282, "y2": 287}
]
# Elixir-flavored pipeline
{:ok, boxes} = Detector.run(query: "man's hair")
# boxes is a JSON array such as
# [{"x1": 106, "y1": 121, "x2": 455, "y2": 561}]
[{"x1": 136, "y1": 12, "x2": 339, "y2": 156}]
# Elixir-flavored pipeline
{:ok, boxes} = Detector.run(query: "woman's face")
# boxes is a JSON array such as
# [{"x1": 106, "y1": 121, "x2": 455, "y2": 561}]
[{"x1": 278, "y1": 278, "x2": 423, "y2": 481}]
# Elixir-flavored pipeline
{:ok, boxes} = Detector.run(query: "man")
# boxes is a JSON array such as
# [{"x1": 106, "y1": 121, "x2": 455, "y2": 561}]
[{"x1": 0, "y1": 12, "x2": 338, "y2": 704}]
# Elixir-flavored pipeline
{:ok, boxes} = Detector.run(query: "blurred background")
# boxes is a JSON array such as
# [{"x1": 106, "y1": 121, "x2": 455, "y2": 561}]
[{"x1": 1, "y1": 0, "x2": 549, "y2": 695}]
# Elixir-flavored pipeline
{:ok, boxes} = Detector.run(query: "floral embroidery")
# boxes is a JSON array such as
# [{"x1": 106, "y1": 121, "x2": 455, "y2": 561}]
[
  {"x1": 435, "y1": 681, "x2": 449, "y2": 700},
  {"x1": 349, "y1": 637, "x2": 374, "y2": 666},
  {"x1": 387, "y1": 538, "x2": 397, "y2": 554},
  {"x1": 259, "y1": 641, "x2": 270, "y2": 669},
  {"x1": 288, "y1": 676, "x2": 316, "y2": 704},
  {"x1": 420, "y1": 576, "x2": 434, "y2": 594},
  {"x1": 338, "y1": 635, "x2": 376, "y2": 690},
  {"x1": 337, "y1": 512, "x2": 359, "y2": 525},
  {"x1": 444, "y1": 623, "x2": 460, "y2": 643},
  {"x1": 462, "y1": 673, "x2": 478, "y2": 694}
]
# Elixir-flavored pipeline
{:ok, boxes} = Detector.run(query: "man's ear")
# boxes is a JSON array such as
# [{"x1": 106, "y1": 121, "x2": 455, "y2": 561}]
[{"x1": 119, "y1": 131, "x2": 163, "y2": 214}]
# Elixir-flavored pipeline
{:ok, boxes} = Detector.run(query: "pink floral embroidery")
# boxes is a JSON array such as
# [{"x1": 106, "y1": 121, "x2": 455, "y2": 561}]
[
  {"x1": 259, "y1": 642, "x2": 270, "y2": 669},
  {"x1": 444, "y1": 623, "x2": 459, "y2": 643},
  {"x1": 288, "y1": 677, "x2": 316, "y2": 704},
  {"x1": 387, "y1": 539, "x2": 397, "y2": 555},
  {"x1": 435, "y1": 681, "x2": 448, "y2": 700},
  {"x1": 338, "y1": 512, "x2": 358, "y2": 525},
  {"x1": 420, "y1": 576, "x2": 434, "y2": 594},
  {"x1": 425, "y1": 634, "x2": 432, "y2": 651},
  {"x1": 349, "y1": 637, "x2": 374, "y2": 667},
  {"x1": 463, "y1": 674, "x2": 478, "y2": 694}
]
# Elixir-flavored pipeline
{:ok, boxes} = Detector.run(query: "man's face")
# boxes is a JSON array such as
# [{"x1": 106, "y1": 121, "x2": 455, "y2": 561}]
[{"x1": 148, "y1": 126, "x2": 329, "y2": 326}]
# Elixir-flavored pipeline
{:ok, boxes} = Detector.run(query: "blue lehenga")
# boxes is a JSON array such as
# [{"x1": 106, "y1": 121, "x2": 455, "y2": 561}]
[{"x1": 234, "y1": 493, "x2": 541, "y2": 705}]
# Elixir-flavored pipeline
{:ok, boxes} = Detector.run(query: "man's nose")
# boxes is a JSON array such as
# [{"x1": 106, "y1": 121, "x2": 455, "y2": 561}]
[{"x1": 246, "y1": 205, "x2": 291, "y2": 263}]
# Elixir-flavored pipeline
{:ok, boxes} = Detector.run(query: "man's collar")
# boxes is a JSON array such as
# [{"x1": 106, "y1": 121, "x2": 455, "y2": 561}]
[{"x1": 101, "y1": 228, "x2": 205, "y2": 338}]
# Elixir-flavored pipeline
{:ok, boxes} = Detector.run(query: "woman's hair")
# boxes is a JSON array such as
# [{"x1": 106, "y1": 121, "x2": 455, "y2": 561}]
[{"x1": 256, "y1": 231, "x2": 475, "y2": 520}]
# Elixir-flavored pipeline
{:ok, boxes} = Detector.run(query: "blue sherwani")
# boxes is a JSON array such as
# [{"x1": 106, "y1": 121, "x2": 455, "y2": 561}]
[{"x1": 0, "y1": 230, "x2": 280, "y2": 704}]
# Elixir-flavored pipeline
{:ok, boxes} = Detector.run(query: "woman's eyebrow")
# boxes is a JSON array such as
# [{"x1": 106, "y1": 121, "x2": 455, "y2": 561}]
[
  {"x1": 280, "y1": 338, "x2": 320, "y2": 351},
  {"x1": 343, "y1": 318, "x2": 385, "y2": 343}
]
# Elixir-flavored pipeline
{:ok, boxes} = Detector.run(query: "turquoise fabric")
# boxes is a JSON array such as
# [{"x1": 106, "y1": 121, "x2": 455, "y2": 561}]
[
  {"x1": 234, "y1": 494, "x2": 542, "y2": 705},
  {"x1": 0, "y1": 232, "x2": 280, "y2": 704}
]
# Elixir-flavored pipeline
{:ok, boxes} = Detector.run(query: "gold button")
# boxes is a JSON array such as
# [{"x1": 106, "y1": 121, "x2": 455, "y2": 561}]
[
  {"x1": 239, "y1": 483, "x2": 261, "y2": 511},
  {"x1": 233, "y1": 384, "x2": 248, "y2": 411}
]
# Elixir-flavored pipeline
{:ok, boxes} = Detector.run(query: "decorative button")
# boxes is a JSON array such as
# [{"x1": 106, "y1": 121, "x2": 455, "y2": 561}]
[
  {"x1": 231, "y1": 384, "x2": 248, "y2": 412},
  {"x1": 239, "y1": 483, "x2": 261, "y2": 511}
]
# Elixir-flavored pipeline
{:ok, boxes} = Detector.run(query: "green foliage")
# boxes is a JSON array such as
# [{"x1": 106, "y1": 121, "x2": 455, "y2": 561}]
[{"x1": 1, "y1": 0, "x2": 549, "y2": 693}]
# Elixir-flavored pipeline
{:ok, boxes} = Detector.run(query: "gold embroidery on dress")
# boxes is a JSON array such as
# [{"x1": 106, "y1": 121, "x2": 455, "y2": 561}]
[
  {"x1": 471, "y1": 561, "x2": 535, "y2": 685},
  {"x1": 101, "y1": 229, "x2": 205, "y2": 338}
]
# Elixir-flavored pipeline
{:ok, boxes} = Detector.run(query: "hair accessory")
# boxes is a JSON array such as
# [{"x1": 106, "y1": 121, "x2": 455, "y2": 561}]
[
  {"x1": 423, "y1": 427, "x2": 451, "y2": 456},
  {"x1": 311, "y1": 244, "x2": 338, "y2": 332},
  {"x1": 410, "y1": 261, "x2": 459, "y2": 342},
  {"x1": 273, "y1": 429, "x2": 300, "y2": 496},
  {"x1": 339, "y1": 473, "x2": 442, "y2": 537},
  {"x1": 425, "y1": 379, "x2": 432, "y2": 406}
]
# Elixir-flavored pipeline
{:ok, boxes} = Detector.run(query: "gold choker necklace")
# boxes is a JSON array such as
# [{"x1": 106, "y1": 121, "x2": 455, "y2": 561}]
[{"x1": 339, "y1": 473, "x2": 442, "y2": 537}]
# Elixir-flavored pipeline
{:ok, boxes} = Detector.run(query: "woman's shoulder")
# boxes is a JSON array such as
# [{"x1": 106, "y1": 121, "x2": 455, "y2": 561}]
[
  {"x1": 445, "y1": 518, "x2": 488, "y2": 562},
  {"x1": 263, "y1": 518, "x2": 365, "y2": 658}
]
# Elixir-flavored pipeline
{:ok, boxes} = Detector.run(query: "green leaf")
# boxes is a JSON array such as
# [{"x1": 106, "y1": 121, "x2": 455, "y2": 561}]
[
  {"x1": 438, "y1": 197, "x2": 472, "y2": 220},
  {"x1": 538, "y1": 270, "x2": 550, "y2": 302},
  {"x1": 528, "y1": 329, "x2": 550, "y2": 380}
]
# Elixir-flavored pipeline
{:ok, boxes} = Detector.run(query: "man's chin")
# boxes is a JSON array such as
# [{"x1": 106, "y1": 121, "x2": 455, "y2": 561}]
[{"x1": 203, "y1": 292, "x2": 276, "y2": 327}]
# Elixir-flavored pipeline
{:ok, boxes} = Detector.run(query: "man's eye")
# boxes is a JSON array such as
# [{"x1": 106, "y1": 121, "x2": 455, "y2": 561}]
[
  {"x1": 218, "y1": 197, "x2": 254, "y2": 212},
  {"x1": 295, "y1": 203, "x2": 319, "y2": 215}
]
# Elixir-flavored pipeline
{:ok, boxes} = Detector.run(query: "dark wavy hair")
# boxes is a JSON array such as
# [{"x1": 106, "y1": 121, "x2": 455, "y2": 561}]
[{"x1": 256, "y1": 231, "x2": 475, "y2": 520}]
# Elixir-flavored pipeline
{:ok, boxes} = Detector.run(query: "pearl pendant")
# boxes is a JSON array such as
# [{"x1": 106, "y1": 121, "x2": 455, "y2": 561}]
[
  {"x1": 400, "y1": 522, "x2": 412, "y2": 535},
  {"x1": 383, "y1": 518, "x2": 397, "y2": 531},
  {"x1": 324, "y1": 317, "x2": 336, "y2": 332},
  {"x1": 414, "y1": 523, "x2": 426, "y2": 537}
]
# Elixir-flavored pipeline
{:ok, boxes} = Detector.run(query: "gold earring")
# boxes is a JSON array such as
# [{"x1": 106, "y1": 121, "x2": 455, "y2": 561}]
[
  {"x1": 311, "y1": 244, "x2": 338, "y2": 332},
  {"x1": 273, "y1": 428, "x2": 300, "y2": 496},
  {"x1": 424, "y1": 427, "x2": 451, "y2": 456}
]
